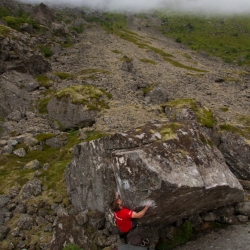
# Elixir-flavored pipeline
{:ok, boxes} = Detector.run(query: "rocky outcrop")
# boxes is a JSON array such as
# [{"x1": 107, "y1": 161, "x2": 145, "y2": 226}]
[
  {"x1": 31, "y1": 3, "x2": 56, "y2": 27},
  {"x1": 65, "y1": 119, "x2": 244, "y2": 227},
  {"x1": 47, "y1": 85, "x2": 111, "y2": 130},
  {"x1": 0, "y1": 72, "x2": 33, "y2": 119},
  {"x1": 220, "y1": 132, "x2": 250, "y2": 180},
  {"x1": 0, "y1": 26, "x2": 51, "y2": 75}
]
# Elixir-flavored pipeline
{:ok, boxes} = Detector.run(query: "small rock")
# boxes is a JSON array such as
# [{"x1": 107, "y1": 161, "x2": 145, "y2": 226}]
[
  {"x1": 23, "y1": 159, "x2": 41, "y2": 170},
  {"x1": 17, "y1": 214, "x2": 33, "y2": 230},
  {"x1": 13, "y1": 148, "x2": 26, "y2": 157}
]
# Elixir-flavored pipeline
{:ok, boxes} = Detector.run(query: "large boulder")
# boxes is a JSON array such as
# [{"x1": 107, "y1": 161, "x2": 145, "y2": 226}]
[
  {"x1": 65, "y1": 119, "x2": 244, "y2": 227},
  {"x1": 47, "y1": 85, "x2": 111, "y2": 130},
  {"x1": 219, "y1": 131, "x2": 250, "y2": 180}
]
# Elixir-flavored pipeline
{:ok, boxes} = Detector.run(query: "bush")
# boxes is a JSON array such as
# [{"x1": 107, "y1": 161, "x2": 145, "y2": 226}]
[{"x1": 38, "y1": 45, "x2": 54, "y2": 58}]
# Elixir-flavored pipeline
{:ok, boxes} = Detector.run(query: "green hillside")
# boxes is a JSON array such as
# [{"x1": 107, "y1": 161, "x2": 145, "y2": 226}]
[{"x1": 158, "y1": 11, "x2": 250, "y2": 66}]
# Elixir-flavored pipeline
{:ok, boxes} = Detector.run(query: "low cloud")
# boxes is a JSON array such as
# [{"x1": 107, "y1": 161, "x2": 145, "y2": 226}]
[{"x1": 18, "y1": 0, "x2": 250, "y2": 14}]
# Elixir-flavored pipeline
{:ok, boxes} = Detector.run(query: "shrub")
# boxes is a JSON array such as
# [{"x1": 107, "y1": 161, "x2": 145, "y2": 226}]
[{"x1": 38, "y1": 45, "x2": 54, "y2": 58}]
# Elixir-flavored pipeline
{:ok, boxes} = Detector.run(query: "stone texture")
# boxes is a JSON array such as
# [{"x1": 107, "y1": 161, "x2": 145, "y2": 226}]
[
  {"x1": 17, "y1": 214, "x2": 34, "y2": 230},
  {"x1": 65, "y1": 120, "x2": 244, "y2": 227},
  {"x1": 220, "y1": 132, "x2": 250, "y2": 180},
  {"x1": 47, "y1": 96, "x2": 97, "y2": 130},
  {"x1": 19, "y1": 179, "x2": 42, "y2": 200},
  {"x1": 50, "y1": 215, "x2": 95, "y2": 250}
]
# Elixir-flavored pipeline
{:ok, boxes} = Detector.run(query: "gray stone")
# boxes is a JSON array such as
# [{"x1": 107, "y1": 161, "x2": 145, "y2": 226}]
[
  {"x1": 36, "y1": 216, "x2": 49, "y2": 226},
  {"x1": 235, "y1": 202, "x2": 250, "y2": 216},
  {"x1": 23, "y1": 159, "x2": 41, "y2": 170},
  {"x1": 236, "y1": 215, "x2": 248, "y2": 222},
  {"x1": 0, "y1": 140, "x2": 7, "y2": 147},
  {"x1": 50, "y1": 215, "x2": 93, "y2": 250},
  {"x1": 54, "y1": 206, "x2": 68, "y2": 218},
  {"x1": 201, "y1": 212, "x2": 218, "y2": 222},
  {"x1": 88, "y1": 210, "x2": 106, "y2": 230},
  {"x1": 0, "y1": 225, "x2": 10, "y2": 240},
  {"x1": 2, "y1": 145, "x2": 13, "y2": 154},
  {"x1": 13, "y1": 203, "x2": 26, "y2": 214},
  {"x1": 13, "y1": 148, "x2": 26, "y2": 157},
  {"x1": 65, "y1": 120, "x2": 244, "y2": 228},
  {"x1": 7, "y1": 111, "x2": 22, "y2": 122},
  {"x1": 220, "y1": 132, "x2": 250, "y2": 180},
  {"x1": 45, "y1": 133, "x2": 68, "y2": 149},
  {"x1": 0, "y1": 196, "x2": 10, "y2": 209},
  {"x1": 75, "y1": 210, "x2": 88, "y2": 226},
  {"x1": 17, "y1": 214, "x2": 34, "y2": 230},
  {"x1": 19, "y1": 178, "x2": 42, "y2": 200},
  {"x1": 146, "y1": 86, "x2": 168, "y2": 105}
]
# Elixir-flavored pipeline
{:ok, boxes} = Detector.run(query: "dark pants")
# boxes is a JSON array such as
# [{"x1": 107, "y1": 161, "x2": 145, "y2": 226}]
[{"x1": 119, "y1": 219, "x2": 138, "y2": 243}]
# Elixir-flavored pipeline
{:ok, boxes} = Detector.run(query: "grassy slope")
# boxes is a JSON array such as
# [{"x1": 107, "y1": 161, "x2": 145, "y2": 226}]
[{"x1": 158, "y1": 11, "x2": 250, "y2": 66}]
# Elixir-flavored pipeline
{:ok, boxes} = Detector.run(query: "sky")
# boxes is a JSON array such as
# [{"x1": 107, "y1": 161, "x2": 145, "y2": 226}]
[{"x1": 18, "y1": 0, "x2": 250, "y2": 14}]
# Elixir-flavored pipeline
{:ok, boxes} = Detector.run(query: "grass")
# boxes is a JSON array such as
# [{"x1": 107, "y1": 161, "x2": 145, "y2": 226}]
[
  {"x1": 158, "y1": 11, "x2": 250, "y2": 67},
  {"x1": 0, "y1": 131, "x2": 79, "y2": 195},
  {"x1": 36, "y1": 75, "x2": 53, "y2": 88},
  {"x1": 0, "y1": 24, "x2": 11, "y2": 37},
  {"x1": 38, "y1": 45, "x2": 54, "y2": 58},
  {"x1": 55, "y1": 85, "x2": 111, "y2": 111},
  {"x1": 36, "y1": 89, "x2": 56, "y2": 114},
  {"x1": 140, "y1": 58, "x2": 157, "y2": 65},
  {"x1": 52, "y1": 72, "x2": 75, "y2": 80},
  {"x1": 162, "y1": 98, "x2": 217, "y2": 128},
  {"x1": 2, "y1": 15, "x2": 40, "y2": 31},
  {"x1": 85, "y1": 130, "x2": 109, "y2": 142},
  {"x1": 219, "y1": 123, "x2": 250, "y2": 139}
]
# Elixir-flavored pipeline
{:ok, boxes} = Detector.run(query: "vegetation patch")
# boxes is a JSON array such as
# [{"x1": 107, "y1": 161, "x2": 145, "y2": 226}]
[
  {"x1": 158, "y1": 11, "x2": 250, "y2": 67},
  {"x1": 36, "y1": 89, "x2": 56, "y2": 114},
  {"x1": 142, "y1": 84, "x2": 155, "y2": 96},
  {"x1": 159, "y1": 123, "x2": 180, "y2": 141},
  {"x1": 35, "y1": 133, "x2": 55, "y2": 142},
  {"x1": 55, "y1": 85, "x2": 111, "y2": 111},
  {"x1": 36, "y1": 75, "x2": 53, "y2": 88},
  {"x1": 52, "y1": 72, "x2": 75, "y2": 80},
  {"x1": 38, "y1": 45, "x2": 54, "y2": 58},
  {"x1": 85, "y1": 130, "x2": 109, "y2": 142},
  {"x1": 69, "y1": 23, "x2": 84, "y2": 34},
  {"x1": 0, "y1": 130, "x2": 79, "y2": 195},
  {"x1": 0, "y1": 24, "x2": 11, "y2": 36},
  {"x1": 63, "y1": 244, "x2": 83, "y2": 250},
  {"x1": 162, "y1": 98, "x2": 216, "y2": 128},
  {"x1": 219, "y1": 107, "x2": 229, "y2": 112},
  {"x1": 2, "y1": 14, "x2": 40, "y2": 31},
  {"x1": 219, "y1": 123, "x2": 250, "y2": 139},
  {"x1": 111, "y1": 49, "x2": 121, "y2": 54},
  {"x1": 140, "y1": 58, "x2": 157, "y2": 65},
  {"x1": 78, "y1": 68, "x2": 110, "y2": 75},
  {"x1": 155, "y1": 221, "x2": 193, "y2": 250}
]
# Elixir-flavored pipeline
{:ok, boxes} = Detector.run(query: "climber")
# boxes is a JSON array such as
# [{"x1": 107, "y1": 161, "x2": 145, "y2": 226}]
[{"x1": 110, "y1": 192, "x2": 152, "y2": 237}]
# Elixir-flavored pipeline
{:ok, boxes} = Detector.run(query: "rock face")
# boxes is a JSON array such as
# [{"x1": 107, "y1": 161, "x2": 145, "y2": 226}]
[
  {"x1": 0, "y1": 27, "x2": 51, "y2": 75},
  {"x1": 65, "y1": 119, "x2": 244, "y2": 227},
  {"x1": 0, "y1": 72, "x2": 32, "y2": 118},
  {"x1": 31, "y1": 3, "x2": 56, "y2": 27},
  {"x1": 220, "y1": 132, "x2": 250, "y2": 180},
  {"x1": 47, "y1": 96, "x2": 97, "y2": 130}
]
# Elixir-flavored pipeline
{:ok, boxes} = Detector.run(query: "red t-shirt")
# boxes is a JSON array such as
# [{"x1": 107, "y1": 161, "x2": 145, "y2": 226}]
[{"x1": 114, "y1": 207, "x2": 133, "y2": 233}]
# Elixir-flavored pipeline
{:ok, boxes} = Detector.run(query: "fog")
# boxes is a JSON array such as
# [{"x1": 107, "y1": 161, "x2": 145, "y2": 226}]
[{"x1": 18, "y1": 0, "x2": 250, "y2": 14}]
